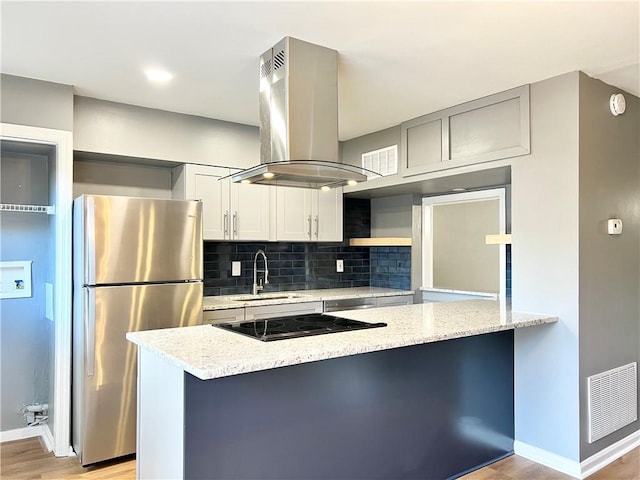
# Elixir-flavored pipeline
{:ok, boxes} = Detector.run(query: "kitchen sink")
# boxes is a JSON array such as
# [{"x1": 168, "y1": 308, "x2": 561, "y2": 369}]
[{"x1": 231, "y1": 293, "x2": 304, "y2": 302}]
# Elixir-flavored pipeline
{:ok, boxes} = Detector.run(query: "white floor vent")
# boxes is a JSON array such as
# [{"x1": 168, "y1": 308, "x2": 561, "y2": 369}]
[{"x1": 588, "y1": 362, "x2": 637, "y2": 443}]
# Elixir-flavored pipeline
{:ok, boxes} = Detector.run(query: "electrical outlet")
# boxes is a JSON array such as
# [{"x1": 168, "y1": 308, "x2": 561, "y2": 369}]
[
  {"x1": 336, "y1": 259, "x2": 344, "y2": 272},
  {"x1": 231, "y1": 261, "x2": 241, "y2": 276}
]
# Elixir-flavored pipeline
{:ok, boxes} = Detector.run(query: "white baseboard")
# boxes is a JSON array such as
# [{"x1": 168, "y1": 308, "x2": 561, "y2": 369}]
[
  {"x1": 41, "y1": 424, "x2": 54, "y2": 452},
  {"x1": 1, "y1": 425, "x2": 45, "y2": 444},
  {"x1": 514, "y1": 440, "x2": 581, "y2": 478},
  {"x1": 580, "y1": 430, "x2": 640, "y2": 478},
  {"x1": 515, "y1": 429, "x2": 640, "y2": 479}
]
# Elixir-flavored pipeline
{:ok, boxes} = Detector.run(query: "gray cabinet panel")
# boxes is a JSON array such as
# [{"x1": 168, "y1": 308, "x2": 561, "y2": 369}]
[
  {"x1": 450, "y1": 97, "x2": 522, "y2": 159},
  {"x1": 400, "y1": 85, "x2": 530, "y2": 177},
  {"x1": 406, "y1": 119, "x2": 442, "y2": 169}
]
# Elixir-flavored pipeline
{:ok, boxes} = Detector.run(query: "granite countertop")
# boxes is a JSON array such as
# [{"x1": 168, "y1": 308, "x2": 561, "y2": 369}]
[
  {"x1": 127, "y1": 299, "x2": 557, "y2": 381},
  {"x1": 203, "y1": 287, "x2": 415, "y2": 310}
]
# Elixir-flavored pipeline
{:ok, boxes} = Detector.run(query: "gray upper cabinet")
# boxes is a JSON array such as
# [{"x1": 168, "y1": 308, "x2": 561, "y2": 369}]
[{"x1": 400, "y1": 85, "x2": 530, "y2": 177}]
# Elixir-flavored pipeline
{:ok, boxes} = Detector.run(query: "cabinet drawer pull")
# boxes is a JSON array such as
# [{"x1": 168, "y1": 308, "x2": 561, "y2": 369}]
[
  {"x1": 308, "y1": 215, "x2": 312, "y2": 240},
  {"x1": 233, "y1": 212, "x2": 238, "y2": 238}
]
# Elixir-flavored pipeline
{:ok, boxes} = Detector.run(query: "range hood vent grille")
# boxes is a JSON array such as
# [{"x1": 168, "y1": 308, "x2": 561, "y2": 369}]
[
  {"x1": 273, "y1": 49, "x2": 285, "y2": 70},
  {"x1": 231, "y1": 36, "x2": 378, "y2": 189},
  {"x1": 260, "y1": 59, "x2": 271, "y2": 79}
]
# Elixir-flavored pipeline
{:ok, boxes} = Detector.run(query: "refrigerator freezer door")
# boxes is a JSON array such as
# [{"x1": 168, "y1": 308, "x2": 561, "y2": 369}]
[
  {"x1": 76, "y1": 195, "x2": 203, "y2": 285},
  {"x1": 74, "y1": 281, "x2": 203, "y2": 466}
]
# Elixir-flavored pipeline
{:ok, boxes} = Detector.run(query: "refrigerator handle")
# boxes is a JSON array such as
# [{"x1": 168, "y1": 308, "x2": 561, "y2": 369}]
[
  {"x1": 85, "y1": 197, "x2": 95, "y2": 284},
  {"x1": 84, "y1": 288, "x2": 95, "y2": 377}
]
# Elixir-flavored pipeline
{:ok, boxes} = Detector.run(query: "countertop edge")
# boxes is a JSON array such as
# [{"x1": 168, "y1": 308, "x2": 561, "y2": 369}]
[{"x1": 127, "y1": 311, "x2": 557, "y2": 381}]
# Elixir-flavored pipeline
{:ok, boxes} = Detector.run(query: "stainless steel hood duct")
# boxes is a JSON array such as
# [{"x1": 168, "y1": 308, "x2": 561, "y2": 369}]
[{"x1": 231, "y1": 37, "x2": 375, "y2": 189}]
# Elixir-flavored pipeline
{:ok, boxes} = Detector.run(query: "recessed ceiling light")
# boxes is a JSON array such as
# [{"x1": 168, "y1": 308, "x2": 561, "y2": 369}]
[
  {"x1": 347, "y1": 180, "x2": 358, "y2": 187},
  {"x1": 451, "y1": 187, "x2": 466, "y2": 192},
  {"x1": 144, "y1": 68, "x2": 173, "y2": 83},
  {"x1": 240, "y1": 179, "x2": 251, "y2": 184},
  {"x1": 263, "y1": 172, "x2": 275, "y2": 179},
  {"x1": 321, "y1": 186, "x2": 331, "y2": 192}
]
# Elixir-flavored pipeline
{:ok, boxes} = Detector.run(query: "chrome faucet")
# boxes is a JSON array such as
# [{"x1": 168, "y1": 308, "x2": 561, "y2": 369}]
[{"x1": 252, "y1": 249, "x2": 269, "y2": 295}]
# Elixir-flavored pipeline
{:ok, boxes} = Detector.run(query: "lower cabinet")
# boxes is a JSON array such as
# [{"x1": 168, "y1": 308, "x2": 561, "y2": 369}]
[
  {"x1": 202, "y1": 308, "x2": 245, "y2": 325},
  {"x1": 375, "y1": 295, "x2": 413, "y2": 307},
  {"x1": 245, "y1": 302, "x2": 323, "y2": 320},
  {"x1": 203, "y1": 302, "x2": 323, "y2": 325},
  {"x1": 202, "y1": 297, "x2": 411, "y2": 325}
]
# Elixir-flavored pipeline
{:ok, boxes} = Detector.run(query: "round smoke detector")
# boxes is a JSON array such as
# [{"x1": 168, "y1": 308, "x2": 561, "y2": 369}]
[{"x1": 610, "y1": 93, "x2": 626, "y2": 116}]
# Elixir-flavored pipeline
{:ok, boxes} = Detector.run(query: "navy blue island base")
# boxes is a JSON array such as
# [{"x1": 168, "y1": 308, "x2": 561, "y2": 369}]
[{"x1": 183, "y1": 330, "x2": 514, "y2": 480}]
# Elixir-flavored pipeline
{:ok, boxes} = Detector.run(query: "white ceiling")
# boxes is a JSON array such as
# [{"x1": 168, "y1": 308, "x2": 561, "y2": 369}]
[{"x1": 2, "y1": 1, "x2": 638, "y2": 141}]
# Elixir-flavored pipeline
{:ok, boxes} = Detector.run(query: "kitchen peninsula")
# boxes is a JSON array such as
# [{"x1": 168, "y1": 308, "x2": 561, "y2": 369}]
[{"x1": 127, "y1": 299, "x2": 557, "y2": 479}]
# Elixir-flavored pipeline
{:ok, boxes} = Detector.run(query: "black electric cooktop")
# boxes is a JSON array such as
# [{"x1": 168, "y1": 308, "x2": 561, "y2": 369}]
[{"x1": 214, "y1": 313, "x2": 387, "y2": 342}]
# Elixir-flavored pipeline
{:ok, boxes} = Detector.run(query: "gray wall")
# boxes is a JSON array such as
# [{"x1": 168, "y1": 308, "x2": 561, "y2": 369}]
[
  {"x1": 74, "y1": 96, "x2": 259, "y2": 168},
  {"x1": 578, "y1": 73, "x2": 640, "y2": 459},
  {"x1": 370, "y1": 194, "x2": 413, "y2": 237},
  {"x1": 1, "y1": 74, "x2": 73, "y2": 131},
  {"x1": 0, "y1": 209, "x2": 51, "y2": 431},
  {"x1": 432, "y1": 200, "x2": 500, "y2": 293},
  {"x1": 512, "y1": 72, "x2": 581, "y2": 461},
  {"x1": 1, "y1": 75, "x2": 73, "y2": 436},
  {"x1": 73, "y1": 158, "x2": 173, "y2": 199}
]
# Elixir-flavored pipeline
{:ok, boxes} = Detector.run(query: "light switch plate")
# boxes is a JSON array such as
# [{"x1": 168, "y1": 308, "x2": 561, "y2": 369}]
[
  {"x1": 336, "y1": 259, "x2": 344, "y2": 272},
  {"x1": 232, "y1": 261, "x2": 241, "y2": 276},
  {"x1": 607, "y1": 218, "x2": 623, "y2": 235}
]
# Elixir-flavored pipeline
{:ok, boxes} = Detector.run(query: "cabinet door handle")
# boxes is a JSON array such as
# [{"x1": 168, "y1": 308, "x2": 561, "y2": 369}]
[
  {"x1": 233, "y1": 212, "x2": 238, "y2": 238},
  {"x1": 224, "y1": 211, "x2": 229, "y2": 238},
  {"x1": 308, "y1": 215, "x2": 312, "y2": 240},
  {"x1": 314, "y1": 216, "x2": 319, "y2": 239}
]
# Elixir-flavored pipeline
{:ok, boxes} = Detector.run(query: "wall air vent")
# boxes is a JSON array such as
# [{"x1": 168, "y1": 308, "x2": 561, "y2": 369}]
[
  {"x1": 588, "y1": 362, "x2": 637, "y2": 443},
  {"x1": 273, "y1": 50, "x2": 285, "y2": 70},
  {"x1": 362, "y1": 145, "x2": 398, "y2": 179}
]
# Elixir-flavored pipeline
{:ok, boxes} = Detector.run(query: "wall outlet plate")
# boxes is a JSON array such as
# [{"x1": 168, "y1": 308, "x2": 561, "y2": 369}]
[
  {"x1": 232, "y1": 261, "x2": 241, "y2": 276},
  {"x1": 336, "y1": 259, "x2": 344, "y2": 272},
  {"x1": 607, "y1": 218, "x2": 623, "y2": 235}
]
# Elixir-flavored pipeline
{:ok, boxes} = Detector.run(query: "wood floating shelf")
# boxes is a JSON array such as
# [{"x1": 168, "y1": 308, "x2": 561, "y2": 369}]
[
  {"x1": 0, "y1": 203, "x2": 55, "y2": 214},
  {"x1": 349, "y1": 237, "x2": 412, "y2": 247},
  {"x1": 485, "y1": 234, "x2": 512, "y2": 245}
]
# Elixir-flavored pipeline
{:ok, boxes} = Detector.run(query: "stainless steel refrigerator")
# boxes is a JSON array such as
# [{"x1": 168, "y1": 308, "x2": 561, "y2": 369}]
[{"x1": 72, "y1": 195, "x2": 203, "y2": 466}]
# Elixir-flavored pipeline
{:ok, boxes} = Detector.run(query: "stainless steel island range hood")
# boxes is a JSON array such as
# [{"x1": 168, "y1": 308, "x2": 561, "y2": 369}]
[{"x1": 231, "y1": 37, "x2": 376, "y2": 189}]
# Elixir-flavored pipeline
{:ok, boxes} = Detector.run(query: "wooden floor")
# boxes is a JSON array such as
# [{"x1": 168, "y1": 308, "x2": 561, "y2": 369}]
[{"x1": 1, "y1": 437, "x2": 638, "y2": 479}]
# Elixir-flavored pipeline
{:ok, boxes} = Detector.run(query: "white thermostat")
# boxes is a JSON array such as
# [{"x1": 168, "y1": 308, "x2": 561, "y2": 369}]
[{"x1": 607, "y1": 218, "x2": 623, "y2": 235}]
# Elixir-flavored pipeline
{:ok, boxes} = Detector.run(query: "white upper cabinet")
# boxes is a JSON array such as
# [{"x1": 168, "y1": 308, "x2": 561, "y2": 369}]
[
  {"x1": 276, "y1": 186, "x2": 343, "y2": 242},
  {"x1": 229, "y1": 180, "x2": 272, "y2": 241},
  {"x1": 172, "y1": 164, "x2": 271, "y2": 241}
]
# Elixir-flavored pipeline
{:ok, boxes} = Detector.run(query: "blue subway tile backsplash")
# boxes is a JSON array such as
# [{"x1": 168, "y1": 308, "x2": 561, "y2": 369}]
[
  {"x1": 203, "y1": 241, "x2": 371, "y2": 296},
  {"x1": 370, "y1": 247, "x2": 412, "y2": 290}
]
